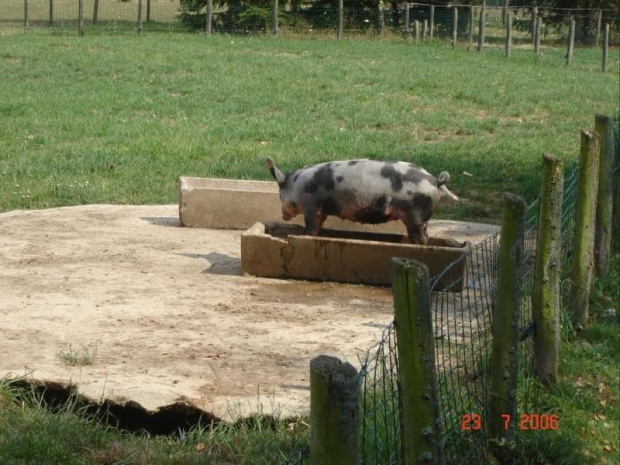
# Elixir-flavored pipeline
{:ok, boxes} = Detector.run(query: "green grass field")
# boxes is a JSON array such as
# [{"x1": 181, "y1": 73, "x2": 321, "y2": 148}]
[
  {"x1": 1, "y1": 31, "x2": 618, "y2": 222},
  {"x1": 1, "y1": 31, "x2": 619, "y2": 464}
]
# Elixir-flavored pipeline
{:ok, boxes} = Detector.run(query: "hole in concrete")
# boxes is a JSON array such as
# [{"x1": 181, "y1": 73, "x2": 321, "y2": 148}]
[{"x1": 11, "y1": 379, "x2": 220, "y2": 435}]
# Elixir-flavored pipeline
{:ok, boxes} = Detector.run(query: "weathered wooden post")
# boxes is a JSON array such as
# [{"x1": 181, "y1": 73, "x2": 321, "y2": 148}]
[
  {"x1": 24, "y1": 0, "x2": 29, "y2": 29},
  {"x1": 138, "y1": 0, "x2": 143, "y2": 36},
  {"x1": 602, "y1": 23, "x2": 609, "y2": 72},
  {"x1": 93, "y1": 0, "x2": 99, "y2": 25},
  {"x1": 391, "y1": 258, "x2": 441, "y2": 465},
  {"x1": 533, "y1": 154, "x2": 564, "y2": 386},
  {"x1": 78, "y1": 0, "x2": 85, "y2": 36},
  {"x1": 488, "y1": 193, "x2": 526, "y2": 460},
  {"x1": 206, "y1": 0, "x2": 213, "y2": 36},
  {"x1": 566, "y1": 17, "x2": 575, "y2": 66},
  {"x1": 594, "y1": 9, "x2": 602, "y2": 48},
  {"x1": 310, "y1": 355, "x2": 360, "y2": 465},
  {"x1": 594, "y1": 115, "x2": 614, "y2": 278},
  {"x1": 506, "y1": 11, "x2": 512, "y2": 58},
  {"x1": 477, "y1": 3, "x2": 485, "y2": 52},
  {"x1": 468, "y1": 6, "x2": 474, "y2": 50},
  {"x1": 377, "y1": 0, "x2": 385, "y2": 35},
  {"x1": 49, "y1": 0, "x2": 54, "y2": 26},
  {"x1": 414, "y1": 20, "x2": 420, "y2": 43},
  {"x1": 423, "y1": 19, "x2": 428, "y2": 43},
  {"x1": 531, "y1": 6, "x2": 537, "y2": 42},
  {"x1": 272, "y1": 0, "x2": 278, "y2": 37},
  {"x1": 570, "y1": 130, "x2": 600, "y2": 328},
  {"x1": 452, "y1": 7, "x2": 458, "y2": 47},
  {"x1": 404, "y1": 3, "x2": 411, "y2": 41},
  {"x1": 336, "y1": 0, "x2": 343, "y2": 40},
  {"x1": 535, "y1": 16, "x2": 542, "y2": 55},
  {"x1": 429, "y1": 4, "x2": 434, "y2": 41}
]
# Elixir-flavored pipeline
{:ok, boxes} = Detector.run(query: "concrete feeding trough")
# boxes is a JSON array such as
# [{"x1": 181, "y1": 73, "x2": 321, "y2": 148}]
[
  {"x1": 179, "y1": 177, "x2": 405, "y2": 233},
  {"x1": 241, "y1": 222, "x2": 469, "y2": 292}
]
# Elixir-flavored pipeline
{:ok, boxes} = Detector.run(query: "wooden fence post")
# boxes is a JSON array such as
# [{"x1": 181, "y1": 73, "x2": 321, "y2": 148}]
[
  {"x1": 206, "y1": 0, "x2": 213, "y2": 36},
  {"x1": 429, "y1": 4, "x2": 434, "y2": 41},
  {"x1": 414, "y1": 20, "x2": 420, "y2": 43},
  {"x1": 78, "y1": 0, "x2": 84, "y2": 36},
  {"x1": 602, "y1": 23, "x2": 609, "y2": 72},
  {"x1": 535, "y1": 16, "x2": 541, "y2": 55},
  {"x1": 477, "y1": 4, "x2": 485, "y2": 52},
  {"x1": 404, "y1": 3, "x2": 411, "y2": 41},
  {"x1": 138, "y1": 0, "x2": 143, "y2": 36},
  {"x1": 452, "y1": 7, "x2": 458, "y2": 47},
  {"x1": 594, "y1": 9, "x2": 602, "y2": 48},
  {"x1": 337, "y1": 0, "x2": 343, "y2": 40},
  {"x1": 272, "y1": 0, "x2": 278, "y2": 36},
  {"x1": 594, "y1": 115, "x2": 614, "y2": 278},
  {"x1": 488, "y1": 193, "x2": 526, "y2": 460},
  {"x1": 423, "y1": 19, "x2": 428, "y2": 43},
  {"x1": 570, "y1": 130, "x2": 600, "y2": 328},
  {"x1": 506, "y1": 11, "x2": 512, "y2": 58},
  {"x1": 391, "y1": 258, "x2": 441, "y2": 465},
  {"x1": 468, "y1": 6, "x2": 474, "y2": 50},
  {"x1": 93, "y1": 0, "x2": 99, "y2": 25},
  {"x1": 310, "y1": 355, "x2": 360, "y2": 465},
  {"x1": 49, "y1": 0, "x2": 54, "y2": 26},
  {"x1": 377, "y1": 0, "x2": 385, "y2": 35},
  {"x1": 24, "y1": 0, "x2": 29, "y2": 29},
  {"x1": 533, "y1": 154, "x2": 563, "y2": 386},
  {"x1": 566, "y1": 17, "x2": 575, "y2": 66},
  {"x1": 531, "y1": 6, "x2": 537, "y2": 42}
]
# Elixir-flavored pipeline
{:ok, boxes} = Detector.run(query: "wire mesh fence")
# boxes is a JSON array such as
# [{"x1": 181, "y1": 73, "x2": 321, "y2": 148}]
[
  {"x1": 4, "y1": 0, "x2": 619, "y2": 48},
  {"x1": 283, "y1": 155, "x2": 591, "y2": 464}
]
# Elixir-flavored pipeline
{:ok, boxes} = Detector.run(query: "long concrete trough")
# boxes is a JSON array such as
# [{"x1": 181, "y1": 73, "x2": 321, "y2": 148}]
[{"x1": 241, "y1": 222, "x2": 469, "y2": 291}]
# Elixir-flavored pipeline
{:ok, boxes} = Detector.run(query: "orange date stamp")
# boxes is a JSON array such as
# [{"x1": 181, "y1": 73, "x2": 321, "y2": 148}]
[{"x1": 462, "y1": 413, "x2": 559, "y2": 431}]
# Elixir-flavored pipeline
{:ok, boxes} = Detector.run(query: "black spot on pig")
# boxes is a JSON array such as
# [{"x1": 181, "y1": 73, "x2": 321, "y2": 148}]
[
  {"x1": 412, "y1": 194, "x2": 434, "y2": 221},
  {"x1": 354, "y1": 195, "x2": 390, "y2": 224},
  {"x1": 381, "y1": 165, "x2": 432, "y2": 192},
  {"x1": 321, "y1": 197, "x2": 341, "y2": 216},
  {"x1": 304, "y1": 164, "x2": 336, "y2": 193},
  {"x1": 336, "y1": 176, "x2": 344, "y2": 183},
  {"x1": 380, "y1": 165, "x2": 404, "y2": 191}
]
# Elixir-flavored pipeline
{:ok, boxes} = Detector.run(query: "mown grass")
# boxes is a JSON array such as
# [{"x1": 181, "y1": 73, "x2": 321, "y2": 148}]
[
  {"x1": 0, "y1": 30, "x2": 619, "y2": 464},
  {"x1": 1, "y1": 31, "x2": 618, "y2": 222},
  {"x1": 516, "y1": 257, "x2": 620, "y2": 465}
]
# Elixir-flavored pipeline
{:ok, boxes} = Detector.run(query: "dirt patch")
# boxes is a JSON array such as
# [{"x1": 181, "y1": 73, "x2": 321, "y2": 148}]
[{"x1": 0, "y1": 205, "x2": 498, "y2": 421}]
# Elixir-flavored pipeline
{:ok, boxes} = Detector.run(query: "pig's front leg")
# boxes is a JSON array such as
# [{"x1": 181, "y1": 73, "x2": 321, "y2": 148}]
[
  {"x1": 303, "y1": 208, "x2": 327, "y2": 236},
  {"x1": 403, "y1": 214, "x2": 428, "y2": 245}
]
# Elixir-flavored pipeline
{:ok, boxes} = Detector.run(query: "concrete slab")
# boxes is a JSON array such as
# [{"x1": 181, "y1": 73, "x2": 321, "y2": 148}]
[{"x1": 241, "y1": 222, "x2": 469, "y2": 291}]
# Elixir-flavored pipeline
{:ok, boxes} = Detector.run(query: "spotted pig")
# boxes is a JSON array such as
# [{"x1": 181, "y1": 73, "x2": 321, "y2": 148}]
[{"x1": 265, "y1": 157, "x2": 458, "y2": 245}]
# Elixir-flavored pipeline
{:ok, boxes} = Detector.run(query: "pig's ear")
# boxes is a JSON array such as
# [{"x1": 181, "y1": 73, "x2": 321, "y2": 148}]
[{"x1": 265, "y1": 157, "x2": 285, "y2": 184}]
